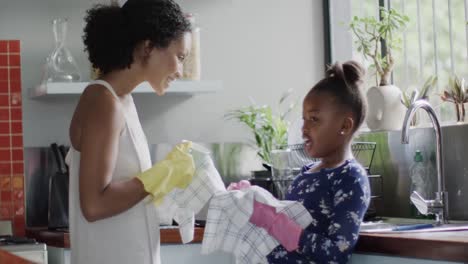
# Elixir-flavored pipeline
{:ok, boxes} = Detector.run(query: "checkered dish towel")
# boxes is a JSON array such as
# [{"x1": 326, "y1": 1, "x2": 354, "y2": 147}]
[
  {"x1": 202, "y1": 186, "x2": 313, "y2": 264},
  {"x1": 155, "y1": 147, "x2": 226, "y2": 243}
]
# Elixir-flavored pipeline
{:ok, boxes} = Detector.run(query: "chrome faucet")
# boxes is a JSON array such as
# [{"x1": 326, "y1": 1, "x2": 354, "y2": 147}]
[{"x1": 401, "y1": 99, "x2": 448, "y2": 225}]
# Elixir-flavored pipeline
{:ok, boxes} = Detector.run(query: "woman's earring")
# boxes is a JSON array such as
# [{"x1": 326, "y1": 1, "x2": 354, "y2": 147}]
[{"x1": 339, "y1": 131, "x2": 345, "y2": 135}]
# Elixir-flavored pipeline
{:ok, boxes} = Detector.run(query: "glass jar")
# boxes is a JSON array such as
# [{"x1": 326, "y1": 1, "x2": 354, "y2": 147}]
[
  {"x1": 182, "y1": 14, "x2": 201, "y2": 81},
  {"x1": 47, "y1": 18, "x2": 81, "y2": 82},
  {"x1": 270, "y1": 149, "x2": 293, "y2": 200}
]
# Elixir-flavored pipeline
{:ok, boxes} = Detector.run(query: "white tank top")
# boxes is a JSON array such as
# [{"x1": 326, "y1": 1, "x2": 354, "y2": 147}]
[{"x1": 66, "y1": 80, "x2": 160, "y2": 264}]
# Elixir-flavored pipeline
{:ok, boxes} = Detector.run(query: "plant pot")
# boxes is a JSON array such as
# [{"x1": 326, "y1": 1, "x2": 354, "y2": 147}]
[{"x1": 366, "y1": 85, "x2": 407, "y2": 131}]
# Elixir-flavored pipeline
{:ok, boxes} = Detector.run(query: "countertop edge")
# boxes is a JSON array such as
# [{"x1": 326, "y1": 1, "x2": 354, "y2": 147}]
[
  {"x1": 25, "y1": 226, "x2": 205, "y2": 249},
  {"x1": 0, "y1": 248, "x2": 36, "y2": 263},
  {"x1": 356, "y1": 232, "x2": 468, "y2": 262},
  {"x1": 25, "y1": 227, "x2": 468, "y2": 262}
]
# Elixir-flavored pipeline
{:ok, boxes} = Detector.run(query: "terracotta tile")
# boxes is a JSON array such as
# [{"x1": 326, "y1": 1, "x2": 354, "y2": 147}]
[
  {"x1": 0, "y1": 203, "x2": 12, "y2": 219},
  {"x1": 12, "y1": 135, "x2": 22, "y2": 147},
  {"x1": 10, "y1": 81, "x2": 20, "y2": 92},
  {"x1": 12, "y1": 163, "x2": 23, "y2": 174},
  {"x1": 0, "y1": 175, "x2": 11, "y2": 188},
  {"x1": 10, "y1": 93, "x2": 21, "y2": 106},
  {"x1": 13, "y1": 218, "x2": 25, "y2": 237},
  {"x1": 11, "y1": 174, "x2": 24, "y2": 190},
  {"x1": 0, "y1": 41, "x2": 7, "y2": 53},
  {"x1": 14, "y1": 214, "x2": 25, "y2": 225},
  {"x1": 0, "y1": 95, "x2": 8, "y2": 106},
  {"x1": 1, "y1": 190, "x2": 11, "y2": 201},
  {"x1": 0, "y1": 55, "x2": 7, "y2": 66},
  {"x1": 0, "y1": 109, "x2": 8, "y2": 121},
  {"x1": 0, "y1": 135, "x2": 10, "y2": 147},
  {"x1": 14, "y1": 229, "x2": 25, "y2": 238},
  {"x1": 14, "y1": 203, "x2": 23, "y2": 216},
  {"x1": 9, "y1": 68, "x2": 20, "y2": 82},
  {"x1": 11, "y1": 108, "x2": 21, "y2": 121},
  {"x1": 0, "y1": 81, "x2": 7, "y2": 93},
  {"x1": 12, "y1": 189, "x2": 23, "y2": 201},
  {"x1": 0, "y1": 163, "x2": 10, "y2": 176},
  {"x1": 12, "y1": 149, "x2": 22, "y2": 161},
  {"x1": 0, "y1": 136, "x2": 10, "y2": 148},
  {"x1": 13, "y1": 227, "x2": 25, "y2": 238},
  {"x1": 0, "y1": 149, "x2": 10, "y2": 161},
  {"x1": 8, "y1": 41, "x2": 20, "y2": 53},
  {"x1": 9, "y1": 55, "x2": 20, "y2": 66},
  {"x1": 0, "y1": 69, "x2": 7, "y2": 81},
  {"x1": 0, "y1": 122, "x2": 9, "y2": 134},
  {"x1": 11, "y1": 121, "x2": 21, "y2": 134}
]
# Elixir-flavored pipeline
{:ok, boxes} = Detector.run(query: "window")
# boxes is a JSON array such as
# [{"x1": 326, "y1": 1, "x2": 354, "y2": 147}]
[{"x1": 325, "y1": 0, "x2": 468, "y2": 123}]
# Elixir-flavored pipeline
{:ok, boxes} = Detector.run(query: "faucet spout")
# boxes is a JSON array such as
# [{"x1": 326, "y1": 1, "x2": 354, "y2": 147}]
[{"x1": 401, "y1": 99, "x2": 448, "y2": 224}]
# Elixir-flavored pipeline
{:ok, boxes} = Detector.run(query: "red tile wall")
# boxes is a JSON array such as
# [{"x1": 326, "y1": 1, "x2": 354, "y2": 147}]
[{"x1": 0, "y1": 40, "x2": 24, "y2": 236}]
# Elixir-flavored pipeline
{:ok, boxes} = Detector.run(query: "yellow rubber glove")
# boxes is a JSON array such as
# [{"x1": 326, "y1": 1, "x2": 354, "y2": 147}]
[{"x1": 137, "y1": 141, "x2": 195, "y2": 205}]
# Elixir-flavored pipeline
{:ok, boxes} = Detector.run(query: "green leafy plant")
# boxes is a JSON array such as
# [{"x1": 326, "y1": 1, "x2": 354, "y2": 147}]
[
  {"x1": 401, "y1": 76, "x2": 438, "y2": 108},
  {"x1": 349, "y1": 7, "x2": 410, "y2": 87},
  {"x1": 441, "y1": 75, "x2": 468, "y2": 122},
  {"x1": 225, "y1": 90, "x2": 296, "y2": 166}
]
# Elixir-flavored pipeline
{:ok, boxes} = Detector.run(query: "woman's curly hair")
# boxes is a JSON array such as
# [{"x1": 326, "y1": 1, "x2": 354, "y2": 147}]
[{"x1": 83, "y1": 0, "x2": 191, "y2": 75}]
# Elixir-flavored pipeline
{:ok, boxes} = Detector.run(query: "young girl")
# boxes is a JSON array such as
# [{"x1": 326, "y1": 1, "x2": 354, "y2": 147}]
[{"x1": 248, "y1": 60, "x2": 371, "y2": 263}]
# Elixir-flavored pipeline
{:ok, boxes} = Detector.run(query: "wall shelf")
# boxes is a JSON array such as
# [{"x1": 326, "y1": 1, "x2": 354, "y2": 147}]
[{"x1": 29, "y1": 80, "x2": 222, "y2": 98}]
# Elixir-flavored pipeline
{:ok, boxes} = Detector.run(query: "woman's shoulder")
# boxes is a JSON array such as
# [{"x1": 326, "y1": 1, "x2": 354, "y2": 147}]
[
  {"x1": 82, "y1": 82, "x2": 117, "y2": 101},
  {"x1": 76, "y1": 84, "x2": 126, "y2": 129},
  {"x1": 82, "y1": 84, "x2": 123, "y2": 112}
]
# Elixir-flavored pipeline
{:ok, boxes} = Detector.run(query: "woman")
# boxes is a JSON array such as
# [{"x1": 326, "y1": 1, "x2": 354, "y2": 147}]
[{"x1": 67, "y1": 0, "x2": 194, "y2": 263}]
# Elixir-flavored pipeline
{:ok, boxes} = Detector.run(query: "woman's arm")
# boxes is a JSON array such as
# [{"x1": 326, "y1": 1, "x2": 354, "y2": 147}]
[{"x1": 77, "y1": 87, "x2": 148, "y2": 222}]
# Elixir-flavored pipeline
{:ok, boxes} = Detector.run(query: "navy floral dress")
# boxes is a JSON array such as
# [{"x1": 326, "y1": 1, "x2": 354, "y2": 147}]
[{"x1": 266, "y1": 159, "x2": 371, "y2": 264}]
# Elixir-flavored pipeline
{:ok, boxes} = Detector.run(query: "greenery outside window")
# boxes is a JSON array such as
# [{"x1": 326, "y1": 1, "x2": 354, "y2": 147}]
[{"x1": 324, "y1": 0, "x2": 468, "y2": 125}]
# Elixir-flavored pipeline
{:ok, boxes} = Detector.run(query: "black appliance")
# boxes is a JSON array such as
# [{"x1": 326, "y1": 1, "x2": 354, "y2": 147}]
[{"x1": 48, "y1": 143, "x2": 69, "y2": 230}]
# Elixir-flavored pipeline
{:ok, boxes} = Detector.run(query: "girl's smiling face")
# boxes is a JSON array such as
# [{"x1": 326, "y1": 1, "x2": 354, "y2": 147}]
[{"x1": 302, "y1": 91, "x2": 352, "y2": 159}]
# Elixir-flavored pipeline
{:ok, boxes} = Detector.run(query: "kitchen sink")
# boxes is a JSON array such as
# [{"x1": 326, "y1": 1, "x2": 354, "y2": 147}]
[{"x1": 360, "y1": 217, "x2": 468, "y2": 233}]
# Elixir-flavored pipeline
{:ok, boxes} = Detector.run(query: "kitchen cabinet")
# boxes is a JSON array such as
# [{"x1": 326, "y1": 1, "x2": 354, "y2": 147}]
[
  {"x1": 29, "y1": 80, "x2": 222, "y2": 98},
  {"x1": 27, "y1": 227, "x2": 234, "y2": 264},
  {"x1": 161, "y1": 244, "x2": 234, "y2": 264},
  {"x1": 47, "y1": 244, "x2": 234, "y2": 264},
  {"x1": 48, "y1": 246, "x2": 70, "y2": 264},
  {"x1": 350, "y1": 254, "x2": 461, "y2": 264}
]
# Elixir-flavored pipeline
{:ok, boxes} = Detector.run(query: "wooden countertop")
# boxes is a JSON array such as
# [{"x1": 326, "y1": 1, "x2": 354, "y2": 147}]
[
  {"x1": 25, "y1": 227, "x2": 468, "y2": 262},
  {"x1": 25, "y1": 226, "x2": 205, "y2": 249},
  {"x1": 356, "y1": 231, "x2": 468, "y2": 262},
  {"x1": 0, "y1": 249, "x2": 36, "y2": 264}
]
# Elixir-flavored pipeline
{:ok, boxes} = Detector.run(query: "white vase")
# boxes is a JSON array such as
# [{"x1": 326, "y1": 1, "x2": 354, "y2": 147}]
[{"x1": 366, "y1": 85, "x2": 406, "y2": 131}]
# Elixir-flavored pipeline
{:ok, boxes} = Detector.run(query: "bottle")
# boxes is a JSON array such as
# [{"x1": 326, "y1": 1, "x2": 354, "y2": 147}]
[
  {"x1": 409, "y1": 150, "x2": 434, "y2": 219},
  {"x1": 182, "y1": 14, "x2": 201, "y2": 80},
  {"x1": 47, "y1": 18, "x2": 81, "y2": 82}
]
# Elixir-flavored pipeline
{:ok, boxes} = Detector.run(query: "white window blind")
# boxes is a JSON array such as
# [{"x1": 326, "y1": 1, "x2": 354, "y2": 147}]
[{"x1": 328, "y1": 0, "x2": 468, "y2": 123}]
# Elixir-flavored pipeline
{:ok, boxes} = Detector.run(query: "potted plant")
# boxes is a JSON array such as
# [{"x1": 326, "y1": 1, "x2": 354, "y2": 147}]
[
  {"x1": 401, "y1": 76, "x2": 438, "y2": 126},
  {"x1": 349, "y1": 7, "x2": 410, "y2": 130},
  {"x1": 441, "y1": 75, "x2": 468, "y2": 123},
  {"x1": 225, "y1": 90, "x2": 295, "y2": 177}
]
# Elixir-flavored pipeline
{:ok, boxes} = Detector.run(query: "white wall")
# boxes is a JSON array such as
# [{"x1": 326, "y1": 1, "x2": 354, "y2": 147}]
[{"x1": 0, "y1": 0, "x2": 324, "y2": 147}]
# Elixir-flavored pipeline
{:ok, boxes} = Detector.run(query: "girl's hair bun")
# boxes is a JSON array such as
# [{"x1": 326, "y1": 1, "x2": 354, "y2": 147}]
[{"x1": 327, "y1": 61, "x2": 365, "y2": 90}]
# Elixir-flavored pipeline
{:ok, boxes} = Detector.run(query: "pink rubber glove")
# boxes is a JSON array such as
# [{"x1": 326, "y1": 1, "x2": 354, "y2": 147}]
[
  {"x1": 227, "y1": 180, "x2": 251, "y2": 191},
  {"x1": 249, "y1": 200, "x2": 303, "y2": 252}
]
